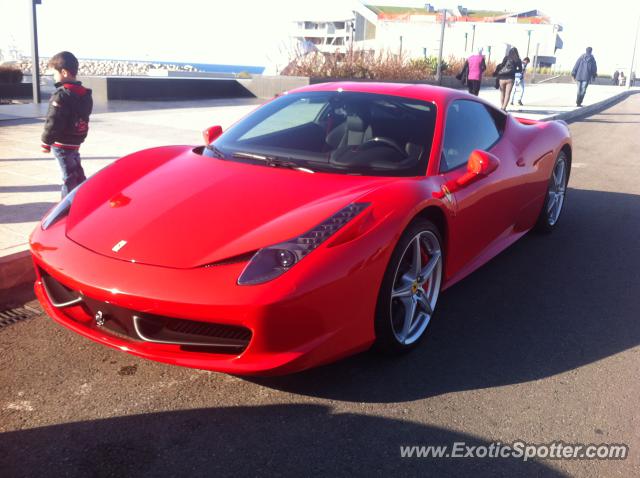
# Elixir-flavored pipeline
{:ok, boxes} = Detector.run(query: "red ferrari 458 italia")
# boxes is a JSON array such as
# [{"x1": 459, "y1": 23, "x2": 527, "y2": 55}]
[{"x1": 31, "y1": 82, "x2": 571, "y2": 375}]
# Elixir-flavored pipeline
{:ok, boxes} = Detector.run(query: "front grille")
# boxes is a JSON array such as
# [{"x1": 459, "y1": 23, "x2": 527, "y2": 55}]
[
  {"x1": 165, "y1": 318, "x2": 251, "y2": 342},
  {"x1": 133, "y1": 313, "x2": 251, "y2": 350},
  {"x1": 39, "y1": 268, "x2": 251, "y2": 353}
]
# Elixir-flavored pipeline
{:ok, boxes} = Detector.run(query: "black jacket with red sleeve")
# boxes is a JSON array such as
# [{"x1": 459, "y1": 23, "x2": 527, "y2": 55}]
[{"x1": 41, "y1": 81, "x2": 93, "y2": 151}]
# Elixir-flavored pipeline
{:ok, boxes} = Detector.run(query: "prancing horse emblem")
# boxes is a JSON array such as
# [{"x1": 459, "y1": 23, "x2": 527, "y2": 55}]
[
  {"x1": 112, "y1": 240, "x2": 127, "y2": 252},
  {"x1": 95, "y1": 311, "x2": 106, "y2": 327}
]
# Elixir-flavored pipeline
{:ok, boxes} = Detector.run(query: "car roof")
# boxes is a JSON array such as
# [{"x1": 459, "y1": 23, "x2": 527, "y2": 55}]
[{"x1": 285, "y1": 81, "x2": 478, "y2": 108}]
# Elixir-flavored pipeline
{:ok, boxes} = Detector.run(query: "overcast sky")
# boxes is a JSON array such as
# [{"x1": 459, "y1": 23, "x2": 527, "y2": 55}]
[{"x1": 1, "y1": 0, "x2": 639, "y2": 73}]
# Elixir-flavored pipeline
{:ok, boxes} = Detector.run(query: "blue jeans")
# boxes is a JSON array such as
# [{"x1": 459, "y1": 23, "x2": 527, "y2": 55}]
[
  {"x1": 576, "y1": 81, "x2": 589, "y2": 106},
  {"x1": 52, "y1": 146, "x2": 86, "y2": 198}
]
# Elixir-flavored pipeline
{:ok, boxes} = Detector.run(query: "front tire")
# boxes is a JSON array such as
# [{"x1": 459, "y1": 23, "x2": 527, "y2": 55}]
[
  {"x1": 374, "y1": 219, "x2": 443, "y2": 354},
  {"x1": 534, "y1": 151, "x2": 569, "y2": 233}
]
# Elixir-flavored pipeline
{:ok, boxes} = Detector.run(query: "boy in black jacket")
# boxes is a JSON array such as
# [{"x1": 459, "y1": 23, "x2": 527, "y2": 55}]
[{"x1": 41, "y1": 51, "x2": 93, "y2": 197}]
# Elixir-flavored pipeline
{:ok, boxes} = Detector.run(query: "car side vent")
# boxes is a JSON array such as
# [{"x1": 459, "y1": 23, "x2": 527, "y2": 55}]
[{"x1": 40, "y1": 269, "x2": 83, "y2": 307}]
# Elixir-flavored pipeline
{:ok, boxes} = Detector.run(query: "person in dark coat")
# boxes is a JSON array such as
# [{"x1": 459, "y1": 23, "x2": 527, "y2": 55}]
[
  {"x1": 493, "y1": 47, "x2": 523, "y2": 110},
  {"x1": 455, "y1": 60, "x2": 469, "y2": 87},
  {"x1": 571, "y1": 47, "x2": 598, "y2": 106}
]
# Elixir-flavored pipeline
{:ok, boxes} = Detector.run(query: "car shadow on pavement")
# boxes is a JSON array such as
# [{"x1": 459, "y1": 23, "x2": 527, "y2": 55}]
[
  {"x1": 250, "y1": 187, "x2": 640, "y2": 403},
  {"x1": 0, "y1": 202, "x2": 57, "y2": 223},
  {"x1": 0, "y1": 404, "x2": 563, "y2": 477}
]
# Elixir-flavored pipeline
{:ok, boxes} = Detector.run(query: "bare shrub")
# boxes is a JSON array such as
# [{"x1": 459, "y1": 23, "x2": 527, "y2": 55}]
[
  {"x1": 282, "y1": 47, "x2": 495, "y2": 82},
  {"x1": 282, "y1": 47, "x2": 435, "y2": 81},
  {"x1": 0, "y1": 65, "x2": 24, "y2": 83}
]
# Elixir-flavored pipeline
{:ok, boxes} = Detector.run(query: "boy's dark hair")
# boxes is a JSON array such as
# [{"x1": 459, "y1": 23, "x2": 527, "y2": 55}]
[
  {"x1": 48, "y1": 51, "x2": 79, "y2": 76},
  {"x1": 523, "y1": 57, "x2": 530, "y2": 62}
]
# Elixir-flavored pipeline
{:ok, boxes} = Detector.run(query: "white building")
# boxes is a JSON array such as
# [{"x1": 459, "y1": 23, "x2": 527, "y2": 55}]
[
  {"x1": 292, "y1": 5, "x2": 563, "y2": 67},
  {"x1": 292, "y1": 1, "x2": 378, "y2": 54},
  {"x1": 374, "y1": 8, "x2": 562, "y2": 66}
]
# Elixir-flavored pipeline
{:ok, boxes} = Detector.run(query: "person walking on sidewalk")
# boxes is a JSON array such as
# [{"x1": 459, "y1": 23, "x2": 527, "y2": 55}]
[
  {"x1": 571, "y1": 47, "x2": 598, "y2": 107},
  {"x1": 466, "y1": 48, "x2": 486, "y2": 96},
  {"x1": 618, "y1": 71, "x2": 626, "y2": 86},
  {"x1": 493, "y1": 47, "x2": 523, "y2": 111},
  {"x1": 511, "y1": 56, "x2": 530, "y2": 106},
  {"x1": 41, "y1": 51, "x2": 93, "y2": 198}
]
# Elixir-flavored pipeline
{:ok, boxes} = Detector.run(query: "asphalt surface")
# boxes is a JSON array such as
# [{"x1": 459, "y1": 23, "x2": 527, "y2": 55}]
[{"x1": 2, "y1": 94, "x2": 640, "y2": 477}]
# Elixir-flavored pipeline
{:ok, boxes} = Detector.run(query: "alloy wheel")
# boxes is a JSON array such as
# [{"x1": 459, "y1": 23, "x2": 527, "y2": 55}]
[{"x1": 389, "y1": 230, "x2": 442, "y2": 345}]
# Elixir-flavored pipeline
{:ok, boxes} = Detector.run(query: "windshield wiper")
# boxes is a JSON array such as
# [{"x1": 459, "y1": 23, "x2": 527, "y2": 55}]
[
  {"x1": 206, "y1": 144, "x2": 226, "y2": 159},
  {"x1": 231, "y1": 151, "x2": 314, "y2": 173}
]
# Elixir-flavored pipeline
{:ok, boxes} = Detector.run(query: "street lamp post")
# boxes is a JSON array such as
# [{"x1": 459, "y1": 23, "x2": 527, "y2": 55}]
[
  {"x1": 471, "y1": 24, "x2": 476, "y2": 51},
  {"x1": 350, "y1": 20, "x2": 355, "y2": 52},
  {"x1": 29, "y1": 0, "x2": 42, "y2": 104},
  {"x1": 436, "y1": 9, "x2": 447, "y2": 84},
  {"x1": 627, "y1": 16, "x2": 640, "y2": 89},
  {"x1": 531, "y1": 42, "x2": 540, "y2": 83},
  {"x1": 526, "y1": 30, "x2": 532, "y2": 58}
]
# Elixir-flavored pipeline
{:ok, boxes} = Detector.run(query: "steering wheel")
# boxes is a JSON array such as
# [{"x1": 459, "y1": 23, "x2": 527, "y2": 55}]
[{"x1": 360, "y1": 137, "x2": 405, "y2": 156}]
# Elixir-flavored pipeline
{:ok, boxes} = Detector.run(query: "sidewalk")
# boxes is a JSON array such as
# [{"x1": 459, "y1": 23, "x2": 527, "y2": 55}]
[
  {"x1": 478, "y1": 83, "x2": 633, "y2": 120},
  {"x1": 0, "y1": 83, "x2": 637, "y2": 292}
]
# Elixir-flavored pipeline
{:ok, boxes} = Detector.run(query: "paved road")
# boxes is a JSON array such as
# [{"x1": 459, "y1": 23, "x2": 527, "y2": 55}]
[{"x1": 1, "y1": 94, "x2": 640, "y2": 477}]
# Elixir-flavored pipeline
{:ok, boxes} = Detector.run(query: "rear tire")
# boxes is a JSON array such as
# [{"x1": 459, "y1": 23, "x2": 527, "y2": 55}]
[
  {"x1": 534, "y1": 151, "x2": 569, "y2": 233},
  {"x1": 374, "y1": 219, "x2": 443, "y2": 355}
]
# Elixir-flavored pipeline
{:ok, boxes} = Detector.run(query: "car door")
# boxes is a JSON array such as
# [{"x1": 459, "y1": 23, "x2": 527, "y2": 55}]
[{"x1": 438, "y1": 99, "x2": 523, "y2": 281}]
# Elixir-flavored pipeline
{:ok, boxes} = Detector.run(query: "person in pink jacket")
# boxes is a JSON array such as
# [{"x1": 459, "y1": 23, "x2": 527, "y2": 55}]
[{"x1": 466, "y1": 48, "x2": 487, "y2": 96}]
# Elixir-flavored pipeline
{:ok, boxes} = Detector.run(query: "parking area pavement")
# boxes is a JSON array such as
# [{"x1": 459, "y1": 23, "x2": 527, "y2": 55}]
[{"x1": 0, "y1": 93, "x2": 639, "y2": 476}]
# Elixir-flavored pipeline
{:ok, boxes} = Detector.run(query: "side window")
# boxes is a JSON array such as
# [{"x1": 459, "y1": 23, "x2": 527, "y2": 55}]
[{"x1": 440, "y1": 100, "x2": 501, "y2": 172}]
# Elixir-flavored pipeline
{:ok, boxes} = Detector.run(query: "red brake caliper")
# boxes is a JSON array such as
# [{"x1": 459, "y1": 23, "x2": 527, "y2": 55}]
[{"x1": 420, "y1": 247, "x2": 430, "y2": 288}]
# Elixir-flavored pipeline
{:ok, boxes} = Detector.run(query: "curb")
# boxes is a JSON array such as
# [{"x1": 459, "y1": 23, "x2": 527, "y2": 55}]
[
  {"x1": 0, "y1": 250, "x2": 34, "y2": 293},
  {"x1": 544, "y1": 89, "x2": 638, "y2": 122}
]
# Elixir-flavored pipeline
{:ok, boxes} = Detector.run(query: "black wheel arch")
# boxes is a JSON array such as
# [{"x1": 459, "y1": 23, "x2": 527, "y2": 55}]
[
  {"x1": 412, "y1": 205, "x2": 448, "y2": 277},
  {"x1": 560, "y1": 143, "x2": 572, "y2": 183}
]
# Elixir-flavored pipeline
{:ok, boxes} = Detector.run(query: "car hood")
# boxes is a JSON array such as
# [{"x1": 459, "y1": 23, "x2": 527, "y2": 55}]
[{"x1": 66, "y1": 146, "x2": 396, "y2": 269}]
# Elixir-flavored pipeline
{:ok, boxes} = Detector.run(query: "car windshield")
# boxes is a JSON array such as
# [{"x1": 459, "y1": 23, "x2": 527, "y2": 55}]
[{"x1": 203, "y1": 91, "x2": 437, "y2": 176}]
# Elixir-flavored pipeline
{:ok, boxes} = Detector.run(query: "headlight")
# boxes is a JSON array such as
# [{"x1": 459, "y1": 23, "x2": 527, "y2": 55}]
[
  {"x1": 238, "y1": 202, "x2": 370, "y2": 285},
  {"x1": 41, "y1": 185, "x2": 81, "y2": 230}
]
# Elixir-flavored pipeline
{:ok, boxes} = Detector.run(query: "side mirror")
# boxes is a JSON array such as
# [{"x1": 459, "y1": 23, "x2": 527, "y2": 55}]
[
  {"x1": 467, "y1": 150, "x2": 499, "y2": 176},
  {"x1": 456, "y1": 150, "x2": 500, "y2": 187},
  {"x1": 202, "y1": 125, "x2": 223, "y2": 145},
  {"x1": 433, "y1": 150, "x2": 501, "y2": 200}
]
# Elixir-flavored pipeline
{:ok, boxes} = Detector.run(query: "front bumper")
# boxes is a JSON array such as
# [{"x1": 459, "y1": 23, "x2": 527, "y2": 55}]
[{"x1": 30, "y1": 219, "x2": 389, "y2": 375}]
